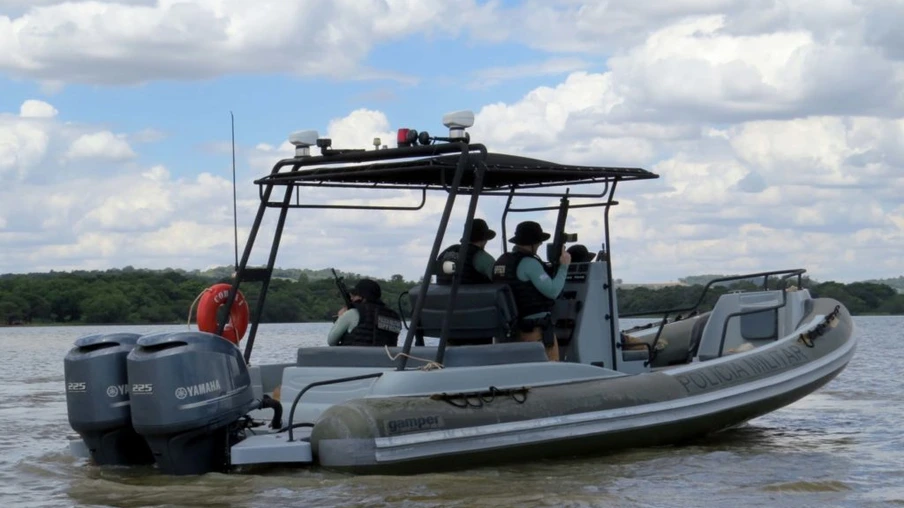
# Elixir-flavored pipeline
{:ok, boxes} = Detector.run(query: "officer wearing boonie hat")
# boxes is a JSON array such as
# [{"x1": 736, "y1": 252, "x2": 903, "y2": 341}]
[
  {"x1": 567, "y1": 244, "x2": 595, "y2": 263},
  {"x1": 492, "y1": 221, "x2": 571, "y2": 361},
  {"x1": 434, "y1": 218, "x2": 497, "y2": 285}
]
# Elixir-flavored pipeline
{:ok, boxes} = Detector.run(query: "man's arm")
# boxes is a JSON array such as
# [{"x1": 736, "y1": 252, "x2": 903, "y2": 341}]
[
  {"x1": 473, "y1": 249, "x2": 496, "y2": 281},
  {"x1": 327, "y1": 308, "x2": 360, "y2": 346},
  {"x1": 516, "y1": 257, "x2": 568, "y2": 299}
]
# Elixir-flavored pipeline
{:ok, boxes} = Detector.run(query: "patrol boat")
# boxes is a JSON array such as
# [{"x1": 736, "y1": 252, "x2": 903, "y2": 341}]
[{"x1": 63, "y1": 110, "x2": 857, "y2": 475}]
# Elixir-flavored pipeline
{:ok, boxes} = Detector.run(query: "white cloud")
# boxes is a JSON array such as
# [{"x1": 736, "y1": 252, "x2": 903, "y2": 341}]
[
  {"x1": 476, "y1": 0, "x2": 900, "y2": 64},
  {"x1": 19, "y1": 99, "x2": 58, "y2": 118},
  {"x1": 0, "y1": 0, "x2": 86, "y2": 6},
  {"x1": 472, "y1": 52, "x2": 904, "y2": 281},
  {"x1": 0, "y1": 101, "x2": 442, "y2": 277},
  {"x1": 247, "y1": 141, "x2": 291, "y2": 173},
  {"x1": 0, "y1": 102, "x2": 249, "y2": 273},
  {"x1": 0, "y1": 106, "x2": 51, "y2": 178},
  {"x1": 466, "y1": 0, "x2": 748, "y2": 52},
  {"x1": 461, "y1": 2, "x2": 904, "y2": 125},
  {"x1": 64, "y1": 131, "x2": 136, "y2": 161},
  {"x1": 247, "y1": 108, "x2": 397, "y2": 171},
  {"x1": 79, "y1": 172, "x2": 174, "y2": 231},
  {"x1": 549, "y1": 112, "x2": 904, "y2": 283},
  {"x1": 471, "y1": 72, "x2": 623, "y2": 159},
  {"x1": 0, "y1": 0, "x2": 489, "y2": 85},
  {"x1": 604, "y1": 16, "x2": 904, "y2": 122},
  {"x1": 215, "y1": 55, "x2": 904, "y2": 285},
  {"x1": 324, "y1": 109, "x2": 396, "y2": 152},
  {"x1": 1, "y1": 1, "x2": 903, "y2": 286},
  {"x1": 2, "y1": 92, "x2": 903, "y2": 283},
  {"x1": 460, "y1": 3, "x2": 904, "y2": 283},
  {"x1": 468, "y1": 57, "x2": 592, "y2": 89}
]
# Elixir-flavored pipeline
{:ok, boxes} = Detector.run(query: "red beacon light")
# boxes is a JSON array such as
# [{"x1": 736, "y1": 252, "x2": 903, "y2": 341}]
[
  {"x1": 396, "y1": 128, "x2": 420, "y2": 148},
  {"x1": 396, "y1": 128, "x2": 433, "y2": 148}
]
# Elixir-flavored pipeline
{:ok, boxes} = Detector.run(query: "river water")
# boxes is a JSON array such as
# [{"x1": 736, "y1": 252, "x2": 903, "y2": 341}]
[{"x1": 0, "y1": 317, "x2": 901, "y2": 508}]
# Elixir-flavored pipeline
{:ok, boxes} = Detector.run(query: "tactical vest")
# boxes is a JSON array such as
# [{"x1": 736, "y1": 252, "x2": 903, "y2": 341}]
[
  {"x1": 492, "y1": 251, "x2": 556, "y2": 319},
  {"x1": 434, "y1": 243, "x2": 492, "y2": 285},
  {"x1": 341, "y1": 301, "x2": 403, "y2": 347}
]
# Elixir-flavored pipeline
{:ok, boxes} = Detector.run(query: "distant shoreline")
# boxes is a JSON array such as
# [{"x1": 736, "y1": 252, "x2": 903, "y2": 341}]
[
  {"x1": 3, "y1": 313, "x2": 901, "y2": 329},
  {"x1": 0, "y1": 320, "x2": 338, "y2": 328},
  {"x1": 3, "y1": 268, "x2": 903, "y2": 326}
]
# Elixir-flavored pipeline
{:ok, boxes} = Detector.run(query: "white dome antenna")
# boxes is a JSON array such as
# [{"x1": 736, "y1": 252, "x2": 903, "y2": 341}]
[
  {"x1": 288, "y1": 130, "x2": 319, "y2": 157},
  {"x1": 442, "y1": 110, "x2": 474, "y2": 141}
]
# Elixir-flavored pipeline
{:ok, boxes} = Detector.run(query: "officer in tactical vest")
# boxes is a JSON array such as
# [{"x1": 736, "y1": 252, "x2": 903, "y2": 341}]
[
  {"x1": 567, "y1": 244, "x2": 596, "y2": 263},
  {"x1": 493, "y1": 221, "x2": 571, "y2": 361},
  {"x1": 434, "y1": 218, "x2": 497, "y2": 284},
  {"x1": 327, "y1": 279, "x2": 403, "y2": 347}
]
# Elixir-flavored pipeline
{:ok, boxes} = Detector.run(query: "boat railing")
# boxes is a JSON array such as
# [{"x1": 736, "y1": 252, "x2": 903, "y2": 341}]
[
  {"x1": 618, "y1": 268, "x2": 806, "y2": 364},
  {"x1": 284, "y1": 372, "x2": 384, "y2": 442}
]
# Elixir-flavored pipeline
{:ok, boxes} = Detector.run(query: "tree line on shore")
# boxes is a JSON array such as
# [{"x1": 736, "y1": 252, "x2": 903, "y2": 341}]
[{"x1": 1, "y1": 266, "x2": 902, "y2": 326}]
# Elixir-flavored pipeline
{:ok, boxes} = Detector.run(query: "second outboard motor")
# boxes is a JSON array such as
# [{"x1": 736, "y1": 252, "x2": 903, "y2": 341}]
[
  {"x1": 63, "y1": 333, "x2": 154, "y2": 466},
  {"x1": 127, "y1": 331, "x2": 255, "y2": 476}
]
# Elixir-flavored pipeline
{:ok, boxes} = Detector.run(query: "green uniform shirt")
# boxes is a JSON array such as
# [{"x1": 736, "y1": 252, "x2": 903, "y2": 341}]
[
  {"x1": 515, "y1": 255, "x2": 568, "y2": 319},
  {"x1": 327, "y1": 308, "x2": 360, "y2": 346},
  {"x1": 472, "y1": 248, "x2": 496, "y2": 281}
]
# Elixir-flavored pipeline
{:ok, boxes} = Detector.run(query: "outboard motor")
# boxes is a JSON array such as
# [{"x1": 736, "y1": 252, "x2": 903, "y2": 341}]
[
  {"x1": 63, "y1": 333, "x2": 154, "y2": 466},
  {"x1": 127, "y1": 331, "x2": 255, "y2": 476}
]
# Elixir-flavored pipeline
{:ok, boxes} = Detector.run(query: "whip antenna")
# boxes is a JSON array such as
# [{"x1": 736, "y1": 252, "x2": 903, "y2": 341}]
[{"x1": 231, "y1": 111, "x2": 238, "y2": 269}]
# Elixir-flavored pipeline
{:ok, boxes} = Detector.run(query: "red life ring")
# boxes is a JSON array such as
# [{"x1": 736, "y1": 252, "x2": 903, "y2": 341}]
[{"x1": 196, "y1": 283, "x2": 249, "y2": 345}]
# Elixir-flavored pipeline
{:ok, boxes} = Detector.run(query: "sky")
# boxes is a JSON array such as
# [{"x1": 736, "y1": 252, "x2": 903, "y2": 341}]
[{"x1": 0, "y1": 0, "x2": 902, "y2": 284}]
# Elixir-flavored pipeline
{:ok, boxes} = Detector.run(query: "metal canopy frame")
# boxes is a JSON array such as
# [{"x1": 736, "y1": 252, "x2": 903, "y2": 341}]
[{"x1": 214, "y1": 138, "x2": 659, "y2": 369}]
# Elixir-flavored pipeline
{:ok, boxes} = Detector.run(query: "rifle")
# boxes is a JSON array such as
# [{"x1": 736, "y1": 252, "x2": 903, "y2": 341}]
[
  {"x1": 331, "y1": 268, "x2": 353, "y2": 309},
  {"x1": 546, "y1": 196, "x2": 576, "y2": 274}
]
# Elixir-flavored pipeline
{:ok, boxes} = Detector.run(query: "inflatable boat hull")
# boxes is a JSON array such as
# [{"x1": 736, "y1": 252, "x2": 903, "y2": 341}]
[{"x1": 310, "y1": 298, "x2": 855, "y2": 474}]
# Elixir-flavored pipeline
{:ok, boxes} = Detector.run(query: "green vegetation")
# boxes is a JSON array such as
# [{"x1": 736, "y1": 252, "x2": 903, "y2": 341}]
[
  {"x1": 618, "y1": 278, "x2": 904, "y2": 317},
  {"x1": 681, "y1": 273, "x2": 904, "y2": 295},
  {"x1": 1, "y1": 267, "x2": 902, "y2": 326},
  {"x1": 0, "y1": 266, "x2": 415, "y2": 326},
  {"x1": 863, "y1": 276, "x2": 904, "y2": 294}
]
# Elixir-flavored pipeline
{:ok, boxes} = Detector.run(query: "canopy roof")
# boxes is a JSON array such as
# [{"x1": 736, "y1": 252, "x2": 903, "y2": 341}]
[{"x1": 257, "y1": 150, "x2": 659, "y2": 191}]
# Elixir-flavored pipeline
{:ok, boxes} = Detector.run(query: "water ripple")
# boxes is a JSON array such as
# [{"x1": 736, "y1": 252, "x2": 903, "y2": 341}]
[{"x1": 0, "y1": 319, "x2": 900, "y2": 508}]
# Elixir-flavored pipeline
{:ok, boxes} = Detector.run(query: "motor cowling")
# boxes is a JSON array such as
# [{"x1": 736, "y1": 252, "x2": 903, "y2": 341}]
[
  {"x1": 63, "y1": 333, "x2": 154, "y2": 466},
  {"x1": 126, "y1": 331, "x2": 255, "y2": 475}
]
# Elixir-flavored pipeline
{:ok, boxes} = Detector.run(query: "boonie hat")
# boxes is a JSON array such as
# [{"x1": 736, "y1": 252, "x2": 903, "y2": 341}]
[
  {"x1": 464, "y1": 219, "x2": 497, "y2": 242},
  {"x1": 567, "y1": 244, "x2": 594, "y2": 263},
  {"x1": 351, "y1": 279, "x2": 381, "y2": 301},
  {"x1": 509, "y1": 221, "x2": 551, "y2": 245}
]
